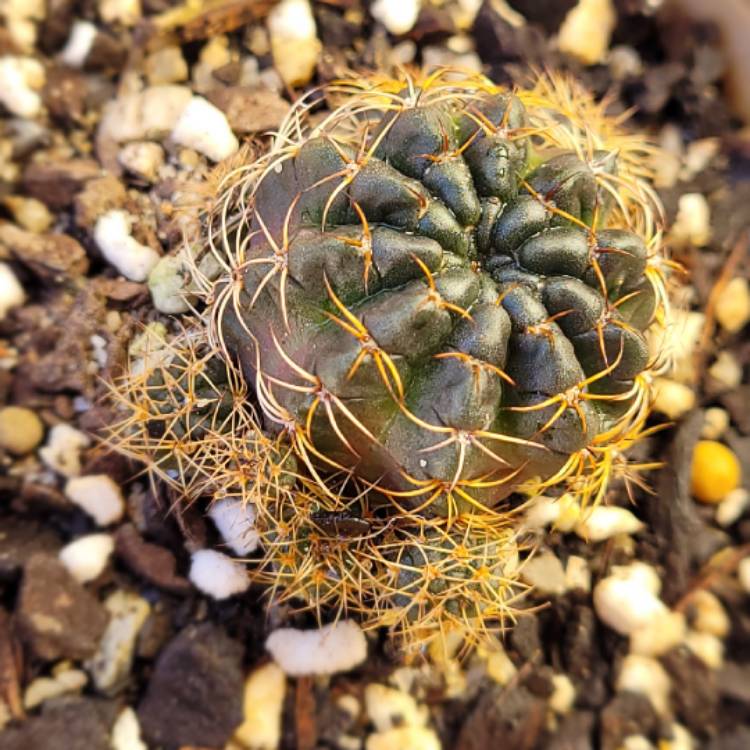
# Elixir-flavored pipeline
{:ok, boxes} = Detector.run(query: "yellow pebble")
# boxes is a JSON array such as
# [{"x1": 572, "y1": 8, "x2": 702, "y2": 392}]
[
  {"x1": 691, "y1": 440, "x2": 741, "y2": 504},
  {"x1": 0, "y1": 406, "x2": 44, "y2": 455}
]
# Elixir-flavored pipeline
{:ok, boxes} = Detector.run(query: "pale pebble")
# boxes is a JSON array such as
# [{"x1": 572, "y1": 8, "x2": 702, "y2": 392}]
[
  {"x1": 99, "y1": 0, "x2": 141, "y2": 26},
  {"x1": 549, "y1": 674, "x2": 576, "y2": 715},
  {"x1": 371, "y1": 0, "x2": 422, "y2": 35},
  {"x1": 714, "y1": 277, "x2": 750, "y2": 333},
  {"x1": 739, "y1": 557, "x2": 750, "y2": 594},
  {"x1": 94, "y1": 210, "x2": 161, "y2": 282},
  {"x1": 558, "y1": 0, "x2": 616, "y2": 65},
  {"x1": 189, "y1": 549, "x2": 250, "y2": 599},
  {"x1": 616, "y1": 654, "x2": 671, "y2": 715},
  {"x1": 482, "y1": 643, "x2": 517, "y2": 686},
  {"x1": 39, "y1": 423, "x2": 90, "y2": 477},
  {"x1": 23, "y1": 669, "x2": 87, "y2": 709},
  {"x1": 0, "y1": 55, "x2": 45, "y2": 117},
  {"x1": 267, "y1": 0, "x2": 320, "y2": 86},
  {"x1": 208, "y1": 498, "x2": 260, "y2": 556},
  {"x1": 59, "y1": 533, "x2": 115, "y2": 583},
  {"x1": 565, "y1": 555, "x2": 591, "y2": 593},
  {"x1": 670, "y1": 193, "x2": 711, "y2": 247},
  {"x1": 593, "y1": 563, "x2": 666, "y2": 635},
  {"x1": 666, "y1": 723, "x2": 695, "y2": 750},
  {"x1": 64, "y1": 474, "x2": 125, "y2": 525},
  {"x1": 171, "y1": 96, "x2": 239, "y2": 162},
  {"x1": 86, "y1": 591, "x2": 151, "y2": 693},
  {"x1": 99, "y1": 85, "x2": 192, "y2": 143},
  {"x1": 629, "y1": 610, "x2": 686, "y2": 657},
  {"x1": 684, "y1": 631, "x2": 724, "y2": 669},
  {"x1": 110, "y1": 707, "x2": 148, "y2": 750},
  {"x1": 575, "y1": 505, "x2": 644, "y2": 542},
  {"x1": 0, "y1": 262, "x2": 26, "y2": 319},
  {"x1": 2, "y1": 195, "x2": 53, "y2": 232},
  {"x1": 233, "y1": 662, "x2": 286, "y2": 750},
  {"x1": 59, "y1": 21, "x2": 98, "y2": 68},
  {"x1": 717, "y1": 488, "x2": 750, "y2": 527},
  {"x1": 701, "y1": 407, "x2": 730, "y2": 440},
  {"x1": 118, "y1": 142, "x2": 164, "y2": 182},
  {"x1": 690, "y1": 590, "x2": 730, "y2": 637},
  {"x1": 365, "y1": 683, "x2": 426, "y2": 731},
  {"x1": 366, "y1": 727, "x2": 441, "y2": 750},
  {"x1": 520, "y1": 551, "x2": 567, "y2": 596},
  {"x1": 147, "y1": 254, "x2": 192, "y2": 313},
  {"x1": 652, "y1": 378, "x2": 696, "y2": 420},
  {"x1": 266, "y1": 620, "x2": 367, "y2": 676},
  {"x1": 621, "y1": 736, "x2": 656, "y2": 750},
  {"x1": 707, "y1": 350, "x2": 743, "y2": 391},
  {"x1": 144, "y1": 46, "x2": 188, "y2": 85}
]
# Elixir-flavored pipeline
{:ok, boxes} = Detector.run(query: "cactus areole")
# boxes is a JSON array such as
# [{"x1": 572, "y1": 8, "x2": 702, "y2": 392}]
[{"x1": 215, "y1": 76, "x2": 663, "y2": 516}]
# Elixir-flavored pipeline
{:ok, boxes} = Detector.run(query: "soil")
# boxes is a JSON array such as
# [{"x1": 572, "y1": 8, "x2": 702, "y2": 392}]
[{"x1": 0, "y1": 1, "x2": 748, "y2": 749}]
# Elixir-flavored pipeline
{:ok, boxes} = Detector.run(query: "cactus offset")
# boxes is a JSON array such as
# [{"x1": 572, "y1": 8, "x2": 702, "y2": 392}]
[{"x1": 110, "y1": 70, "x2": 672, "y2": 652}]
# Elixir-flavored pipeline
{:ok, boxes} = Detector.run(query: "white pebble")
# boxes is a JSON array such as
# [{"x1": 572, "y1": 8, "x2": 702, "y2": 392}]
[
  {"x1": 365, "y1": 684, "x2": 426, "y2": 731},
  {"x1": 171, "y1": 96, "x2": 239, "y2": 162},
  {"x1": 565, "y1": 555, "x2": 591, "y2": 592},
  {"x1": 549, "y1": 674, "x2": 576, "y2": 715},
  {"x1": 630, "y1": 610, "x2": 686, "y2": 657},
  {"x1": 0, "y1": 55, "x2": 45, "y2": 117},
  {"x1": 59, "y1": 20, "x2": 98, "y2": 68},
  {"x1": 0, "y1": 262, "x2": 26, "y2": 319},
  {"x1": 593, "y1": 562, "x2": 667, "y2": 635},
  {"x1": 714, "y1": 277, "x2": 750, "y2": 334},
  {"x1": 208, "y1": 498, "x2": 260, "y2": 556},
  {"x1": 64, "y1": 474, "x2": 125, "y2": 526},
  {"x1": 671, "y1": 193, "x2": 711, "y2": 247},
  {"x1": 39, "y1": 423, "x2": 90, "y2": 477},
  {"x1": 233, "y1": 662, "x2": 286, "y2": 750},
  {"x1": 94, "y1": 210, "x2": 161, "y2": 282},
  {"x1": 616, "y1": 654, "x2": 671, "y2": 715},
  {"x1": 266, "y1": 620, "x2": 367, "y2": 676},
  {"x1": 371, "y1": 0, "x2": 421, "y2": 35},
  {"x1": 558, "y1": 0, "x2": 616, "y2": 65},
  {"x1": 111, "y1": 707, "x2": 147, "y2": 750},
  {"x1": 701, "y1": 407, "x2": 730, "y2": 440},
  {"x1": 740, "y1": 557, "x2": 750, "y2": 594},
  {"x1": 575, "y1": 505, "x2": 644, "y2": 542},
  {"x1": 690, "y1": 590, "x2": 730, "y2": 637},
  {"x1": 189, "y1": 549, "x2": 250, "y2": 599},
  {"x1": 366, "y1": 728, "x2": 441, "y2": 750},
  {"x1": 520, "y1": 551, "x2": 567, "y2": 596},
  {"x1": 59, "y1": 533, "x2": 114, "y2": 583},
  {"x1": 684, "y1": 631, "x2": 724, "y2": 669},
  {"x1": 651, "y1": 378, "x2": 696, "y2": 420}
]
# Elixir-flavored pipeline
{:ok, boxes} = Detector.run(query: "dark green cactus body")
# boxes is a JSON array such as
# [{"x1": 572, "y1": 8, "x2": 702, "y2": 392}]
[{"x1": 220, "y1": 91, "x2": 655, "y2": 514}]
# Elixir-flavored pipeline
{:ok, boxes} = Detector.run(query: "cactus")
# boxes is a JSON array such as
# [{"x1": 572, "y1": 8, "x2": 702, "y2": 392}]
[{"x1": 110, "y1": 70, "x2": 672, "y2": 652}]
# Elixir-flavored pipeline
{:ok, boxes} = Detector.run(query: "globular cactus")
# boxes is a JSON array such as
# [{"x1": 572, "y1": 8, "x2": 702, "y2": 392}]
[{"x1": 112, "y1": 70, "x2": 671, "y2": 652}]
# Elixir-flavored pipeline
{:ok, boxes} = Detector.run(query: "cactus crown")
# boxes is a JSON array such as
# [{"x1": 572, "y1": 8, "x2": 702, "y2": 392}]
[{"x1": 110, "y1": 70, "x2": 671, "y2": 652}]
